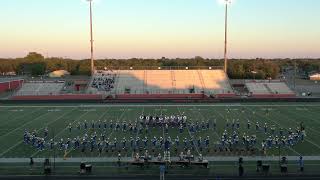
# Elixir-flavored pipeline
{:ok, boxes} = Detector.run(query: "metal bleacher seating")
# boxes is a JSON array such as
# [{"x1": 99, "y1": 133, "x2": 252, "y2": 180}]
[
  {"x1": 15, "y1": 82, "x2": 65, "y2": 96},
  {"x1": 246, "y1": 81, "x2": 294, "y2": 95},
  {"x1": 90, "y1": 69, "x2": 234, "y2": 95},
  {"x1": 246, "y1": 83, "x2": 271, "y2": 94},
  {"x1": 267, "y1": 83, "x2": 294, "y2": 94}
]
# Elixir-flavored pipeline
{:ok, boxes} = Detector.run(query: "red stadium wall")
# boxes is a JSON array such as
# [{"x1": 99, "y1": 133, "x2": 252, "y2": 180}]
[
  {"x1": 114, "y1": 93, "x2": 237, "y2": 100},
  {"x1": 11, "y1": 93, "x2": 238, "y2": 101},
  {"x1": 11, "y1": 94, "x2": 102, "y2": 100},
  {"x1": 251, "y1": 94, "x2": 296, "y2": 98},
  {"x1": 214, "y1": 93, "x2": 237, "y2": 98},
  {"x1": 0, "y1": 83, "x2": 7, "y2": 93},
  {"x1": 115, "y1": 93, "x2": 207, "y2": 100},
  {"x1": 0, "y1": 80, "x2": 23, "y2": 93}
]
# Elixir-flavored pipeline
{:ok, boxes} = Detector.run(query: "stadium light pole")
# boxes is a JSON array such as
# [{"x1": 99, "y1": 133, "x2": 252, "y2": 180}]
[
  {"x1": 88, "y1": 0, "x2": 95, "y2": 75},
  {"x1": 222, "y1": 0, "x2": 232, "y2": 73}
]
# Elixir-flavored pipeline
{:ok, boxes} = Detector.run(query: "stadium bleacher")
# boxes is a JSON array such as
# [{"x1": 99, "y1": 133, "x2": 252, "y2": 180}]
[
  {"x1": 87, "y1": 70, "x2": 117, "y2": 94},
  {"x1": 246, "y1": 83, "x2": 271, "y2": 94},
  {"x1": 199, "y1": 70, "x2": 233, "y2": 94},
  {"x1": 267, "y1": 83, "x2": 294, "y2": 94},
  {"x1": 114, "y1": 70, "x2": 145, "y2": 94},
  {"x1": 246, "y1": 81, "x2": 295, "y2": 97},
  {"x1": 15, "y1": 81, "x2": 65, "y2": 96},
  {"x1": 88, "y1": 69, "x2": 234, "y2": 96}
]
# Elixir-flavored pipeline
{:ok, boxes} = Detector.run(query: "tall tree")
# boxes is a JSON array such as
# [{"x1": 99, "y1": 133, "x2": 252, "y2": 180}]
[{"x1": 25, "y1": 52, "x2": 44, "y2": 61}]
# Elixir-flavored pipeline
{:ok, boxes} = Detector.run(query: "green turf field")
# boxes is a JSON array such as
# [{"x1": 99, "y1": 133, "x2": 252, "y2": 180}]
[{"x1": 1, "y1": 102, "x2": 320, "y2": 159}]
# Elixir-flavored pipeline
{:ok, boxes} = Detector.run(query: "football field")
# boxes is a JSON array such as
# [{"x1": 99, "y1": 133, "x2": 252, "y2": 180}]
[{"x1": 1, "y1": 102, "x2": 320, "y2": 160}]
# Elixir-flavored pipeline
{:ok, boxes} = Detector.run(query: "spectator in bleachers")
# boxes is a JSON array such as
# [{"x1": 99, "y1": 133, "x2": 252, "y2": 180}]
[{"x1": 91, "y1": 70, "x2": 116, "y2": 92}]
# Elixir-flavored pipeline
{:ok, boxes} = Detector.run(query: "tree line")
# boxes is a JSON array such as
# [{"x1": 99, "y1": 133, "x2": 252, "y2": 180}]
[{"x1": 0, "y1": 52, "x2": 319, "y2": 79}]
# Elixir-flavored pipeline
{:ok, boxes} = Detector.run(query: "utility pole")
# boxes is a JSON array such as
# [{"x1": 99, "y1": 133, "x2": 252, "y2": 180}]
[
  {"x1": 88, "y1": 0, "x2": 95, "y2": 75},
  {"x1": 294, "y1": 59, "x2": 297, "y2": 89},
  {"x1": 224, "y1": 1, "x2": 229, "y2": 73}
]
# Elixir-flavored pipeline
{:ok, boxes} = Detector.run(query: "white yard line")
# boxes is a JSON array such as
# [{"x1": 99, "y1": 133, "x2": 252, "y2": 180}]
[
  {"x1": 0, "y1": 110, "x2": 51, "y2": 139},
  {"x1": 0, "y1": 108, "x2": 43, "y2": 128},
  {"x1": 62, "y1": 106, "x2": 112, "y2": 157},
  {"x1": 195, "y1": 107, "x2": 221, "y2": 140},
  {"x1": 275, "y1": 110, "x2": 320, "y2": 150},
  {"x1": 305, "y1": 139, "x2": 320, "y2": 150},
  {"x1": 243, "y1": 106, "x2": 302, "y2": 155},
  {"x1": 160, "y1": 106, "x2": 166, "y2": 154},
  {"x1": 305, "y1": 107, "x2": 320, "y2": 125},
  {"x1": 282, "y1": 108, "x2": 320, "y2": 136},
  {"x1": 281, "y1": 107, "x2": 320, "y2": 136},
  {"x1": 262, "y1": 107, "x2": 320, "y2": 151},
  {"x1": 209, "y1": 106, "x2": 265, "y2": 152},
  {"x1": 161, "y1": 111, "x2": 165, "y2": 152},
  {"x1": 176, "y1": 106, "x2": 201, "y2": 156},
  {"x1": 105, "y1": 106, "x2": 130, "y2": 157},
  {"x1": 31, "y1": 110, "x2": 91, "y2": 157},
  {"x1": 131, "y1": 106, "x2": 145, "y2": 157},
  {"x1": 0, "y1": 108, "x2": 77, "y2": 157}
]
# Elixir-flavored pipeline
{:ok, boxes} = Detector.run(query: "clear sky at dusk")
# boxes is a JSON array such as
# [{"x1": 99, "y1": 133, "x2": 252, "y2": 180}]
[{"x1": 0, "y1": 0, "x2": 319, "y2": 59}]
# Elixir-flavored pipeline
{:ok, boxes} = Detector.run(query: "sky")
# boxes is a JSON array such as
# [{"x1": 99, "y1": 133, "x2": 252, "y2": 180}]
[{"x1": 0, "y1": 0, "x2": 319, "y2": 59}]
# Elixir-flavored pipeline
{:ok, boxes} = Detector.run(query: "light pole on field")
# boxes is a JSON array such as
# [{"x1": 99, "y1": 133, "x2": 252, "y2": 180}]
[
  {"x1": 223, "y1": 0, "x2": 232, "y2": 73},
  {"x1": 88, "y1": 0, "x2": 95, "y2": 75}
]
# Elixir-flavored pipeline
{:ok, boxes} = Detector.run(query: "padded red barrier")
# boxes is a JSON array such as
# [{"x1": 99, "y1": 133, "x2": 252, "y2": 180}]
[
  {"x1": 251, "y1": 94, "x2": 296, "y2": 98},
  {"x1": 0, "y1": 83, "x2": 7, "y2": 93},
  {"x1": 0, "y1": 80, "x2": 23, "y2": 93},
  {"x1": 115, "y1": 94, "x2": 206, "y2": 100},
  {"x1": 11, "y1": 94, "x2": 102, "y2": 100},
  {"x1": 215, "y1": 94, "x2": 237, "y2": 98}
]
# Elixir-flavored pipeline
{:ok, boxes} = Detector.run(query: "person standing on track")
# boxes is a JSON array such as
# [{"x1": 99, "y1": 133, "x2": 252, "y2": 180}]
[
  {"x1": 29, "y1": 157, "x2": 34, "y2": 170},
  {"x1": 159, "y1": 164, "x2": 165, "y2": 180},
  {"x1": 298, "y1": 156, "x2": 304, "y2": 172}
]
